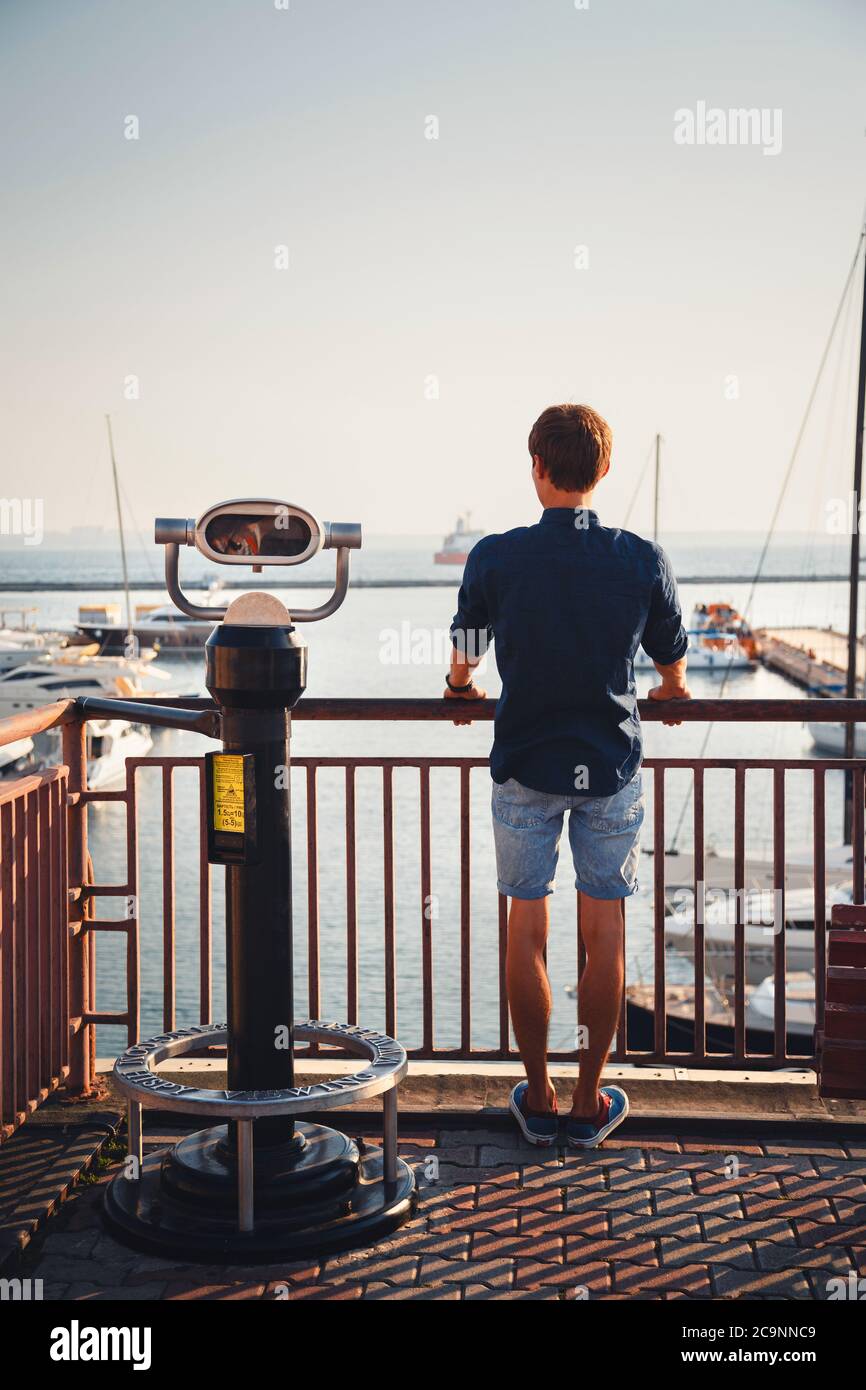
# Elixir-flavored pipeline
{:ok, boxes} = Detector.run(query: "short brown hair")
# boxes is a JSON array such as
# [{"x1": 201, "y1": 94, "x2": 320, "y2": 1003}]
[{"x1": 528, "y1": 403, "x2": 612, "y2": 492}]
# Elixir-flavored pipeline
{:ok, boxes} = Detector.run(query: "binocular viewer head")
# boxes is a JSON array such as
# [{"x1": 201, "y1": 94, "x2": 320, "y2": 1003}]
[
  {"x1": 155, "y1": 500, "x2": 362, "y2": 568},
  {"x1": 155, "y1": 499, "x2": 362, "y2": 624}
]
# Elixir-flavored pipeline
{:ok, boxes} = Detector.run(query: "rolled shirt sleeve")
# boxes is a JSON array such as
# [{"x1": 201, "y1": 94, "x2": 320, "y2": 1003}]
[
  {"x1": 450, "y1": 543, "x2": 493, "y2": 662},
  {"x1": 640, "y1": 545, "x2": 689, "y2": 666}
]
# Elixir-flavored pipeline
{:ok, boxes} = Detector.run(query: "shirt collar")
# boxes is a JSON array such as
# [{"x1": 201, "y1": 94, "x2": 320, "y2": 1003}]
[{"x1": 539, "y1": 507, "x2": 599, "y2": 527}]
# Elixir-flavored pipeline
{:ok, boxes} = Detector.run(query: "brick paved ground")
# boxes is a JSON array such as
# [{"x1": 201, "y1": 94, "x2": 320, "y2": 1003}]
[{"x1": 19, "y1": 1121, "x2": 866, "y2": 1301}]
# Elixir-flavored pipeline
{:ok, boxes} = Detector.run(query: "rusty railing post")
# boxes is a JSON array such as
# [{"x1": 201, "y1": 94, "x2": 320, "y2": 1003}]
[{"x1": 62, "y1": 715, "x2": 92, "y2": 1095}]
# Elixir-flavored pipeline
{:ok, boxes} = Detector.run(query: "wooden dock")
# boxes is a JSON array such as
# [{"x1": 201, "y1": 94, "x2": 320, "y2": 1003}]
[{"x1": 758, "y1": 626, "x2": 863, "y2": 694}]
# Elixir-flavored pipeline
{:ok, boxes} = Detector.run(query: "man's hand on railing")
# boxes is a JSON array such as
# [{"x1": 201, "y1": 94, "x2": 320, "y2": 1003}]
[
  {"x1": 647, "y1": 680, "x2": 692, "y2": 727},
  {"x1": 443, "y1": 680, "x2": 488, "y2": 726}
]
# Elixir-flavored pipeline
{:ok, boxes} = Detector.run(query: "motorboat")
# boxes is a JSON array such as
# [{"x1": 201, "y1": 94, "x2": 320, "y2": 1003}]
[{"x1": 75, "y1": 583, "x2": 227, "y2": 652}]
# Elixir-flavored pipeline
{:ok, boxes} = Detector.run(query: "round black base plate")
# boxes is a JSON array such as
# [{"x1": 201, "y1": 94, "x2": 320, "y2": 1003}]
[{"x1": 103, "y1": 1126, "x2": 416, "y2": 1263}]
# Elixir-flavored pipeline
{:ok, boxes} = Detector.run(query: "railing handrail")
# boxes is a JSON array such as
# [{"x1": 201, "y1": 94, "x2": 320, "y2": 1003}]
[{"x1": 2, "y1": 694, "x2": 866, "y2": 750}]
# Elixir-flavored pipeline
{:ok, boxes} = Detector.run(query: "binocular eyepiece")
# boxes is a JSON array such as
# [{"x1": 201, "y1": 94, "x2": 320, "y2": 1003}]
[{"x1": 155, "y1": 498, "x2": 362, "y2": 623}]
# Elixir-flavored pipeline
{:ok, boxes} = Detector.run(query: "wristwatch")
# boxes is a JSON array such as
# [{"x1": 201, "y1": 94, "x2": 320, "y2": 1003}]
[{"x1": 446, "y1": 675, "x2": 475, "y2": 693}]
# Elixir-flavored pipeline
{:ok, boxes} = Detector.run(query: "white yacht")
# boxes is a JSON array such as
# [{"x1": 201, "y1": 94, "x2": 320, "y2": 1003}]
[
  {"x1": 0, "y1": 737, "x2": 35, "y2": 775},
  {"x1": 0, "y1": 651, "x2": 171, "y2": 716},
  {"x1": 75, "y1": 582, "x2": 226, "y2": 652},
  {"x1": 664, "y1": 884, "x2": 852, "y2": 984}
]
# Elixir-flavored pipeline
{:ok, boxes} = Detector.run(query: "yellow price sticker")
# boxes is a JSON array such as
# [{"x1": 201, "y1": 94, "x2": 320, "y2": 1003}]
[{"x1": 212, "y1": 754, "x2": 245, "y2": 834}]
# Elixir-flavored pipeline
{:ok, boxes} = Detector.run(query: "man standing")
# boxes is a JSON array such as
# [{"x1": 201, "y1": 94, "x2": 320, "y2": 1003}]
[{"x1": 445, "y1": 404, "x2": 690, "y2": 1148}]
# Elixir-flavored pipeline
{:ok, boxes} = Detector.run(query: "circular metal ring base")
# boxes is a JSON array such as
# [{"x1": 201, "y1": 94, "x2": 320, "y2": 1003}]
[
  {"x1": 103, "y1": 1138, "x2": 416, "y2": 1263},
  {"x1": 162, "y1": 1122, "x2": 358, "y2": 1216}
]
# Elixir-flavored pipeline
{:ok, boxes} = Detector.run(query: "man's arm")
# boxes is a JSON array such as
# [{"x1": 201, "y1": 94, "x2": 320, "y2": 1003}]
[
  {"x1": 446, "y1": 546, "x2": 491, "y2": 722},
  {"x1": 647, "y1": 655, "x2": 691, "y2": 727},
  {"x1": 641, "y1": 547, "x2": 691, "y2": 727}
]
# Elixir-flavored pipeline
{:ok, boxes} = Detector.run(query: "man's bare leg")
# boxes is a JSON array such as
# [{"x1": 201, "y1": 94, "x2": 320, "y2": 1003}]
[
  {"x1": 506, "y1": 896, "x2": 557, "y2": 1113},
  {"x1": 571, "y1": 893, "x2": 624, "y2": 1117}
]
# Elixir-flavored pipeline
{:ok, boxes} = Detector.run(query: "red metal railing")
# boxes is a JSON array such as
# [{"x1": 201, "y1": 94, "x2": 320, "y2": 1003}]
[
  {"x1": 0, "y1": 767, "x2": 69, "y2": 1139},
  {"x1": 1, "y1": 695, "x2": 866, "y2": 1143}
]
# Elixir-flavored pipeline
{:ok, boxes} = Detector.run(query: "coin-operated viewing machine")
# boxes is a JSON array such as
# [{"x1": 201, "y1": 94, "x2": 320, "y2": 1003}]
[{"x1": 91, "y1": 499, "x2": 416, "y2": 1259}]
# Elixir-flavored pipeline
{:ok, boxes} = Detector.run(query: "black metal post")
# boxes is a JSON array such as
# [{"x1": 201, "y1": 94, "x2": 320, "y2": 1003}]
[{"x1": 205, "y1": 623, "x2": 307, "y2": 1146}]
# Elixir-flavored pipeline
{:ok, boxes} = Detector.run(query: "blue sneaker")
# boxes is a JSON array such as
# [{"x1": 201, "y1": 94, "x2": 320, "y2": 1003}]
[
  {"x1": 509, "y1": 1082, "x2": 559, "y2": 1147},
  {"x1": 565, "y1": 1086, "x2": 629, "y2": 1149}
]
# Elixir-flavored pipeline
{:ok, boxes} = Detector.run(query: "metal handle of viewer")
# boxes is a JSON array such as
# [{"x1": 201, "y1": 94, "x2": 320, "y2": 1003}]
[{"x1": 158, "y1": 519, "x2": 359, "y2": 624}]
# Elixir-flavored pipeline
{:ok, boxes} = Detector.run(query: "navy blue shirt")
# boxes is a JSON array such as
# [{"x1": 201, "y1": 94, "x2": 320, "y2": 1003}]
[{"x1": 451, "y1": 507, "x2": 688, "y2": 797}]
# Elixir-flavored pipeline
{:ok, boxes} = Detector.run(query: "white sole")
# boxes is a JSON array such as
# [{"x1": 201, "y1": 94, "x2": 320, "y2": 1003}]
[
  {"x1": 566, "y1": 1090, "x2": 629, "y2": 1149},
  {"x1": 509, "y1": 1090, "x2": 558, "y2": 1147}
]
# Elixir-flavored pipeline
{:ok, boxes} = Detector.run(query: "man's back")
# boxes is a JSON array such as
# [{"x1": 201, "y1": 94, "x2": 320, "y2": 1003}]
[{"x1": 451, "y1": 506, "x2": 687, "y2": 798}]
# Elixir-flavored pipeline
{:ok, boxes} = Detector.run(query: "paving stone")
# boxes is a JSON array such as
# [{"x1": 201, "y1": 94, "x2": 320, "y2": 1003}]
[
  {"x1": 564, "y1": 1235, "x2": 658, "y2": 1266},
  {"x1": 362, "y1": 1282, "x2": 461, "y2": 1300},
  {"x1": 795, "y1": 1220, "x2": 866, "y2": 1249},
  {"x1": 165, "y1": 1282, "x2": 265, "y2": 1299},
  {"x1": 832, "y1": 1199, "x2": 866, "y2": 1225},
  {"x1": 712, "y1": 1265, "x2": 813, "y2": 1298},
  {"x1": 515, "y1": 1258, "x2": 611, "y2": 1294},
  {"x1": 654, "y1": 1189, "x2": 744, "y2": 1218},
  {"x1": 760, "y1": 1140, "x2": 847, "y2": 1159},
  {"x1": 741, "y1": 1195, "x2": 835, "y2": 1222},
  {"x1": 429, "y1": 1207, "x2": 519, "y2": 1236},
  {"x1": 464, "y1": 1283, "x2": 561, "y2": 1300},
  {"x1": 701, "y1": 1214, "x2": 795, "y2": 1243},
  {"x1": 753, "y1": 1241, "x2": 844, "y2": 1273},
  {"x1": 479, "y1": 1145, "x2": 550, "y2": 1167},
  {"x1": 614, "y1": 1262, "x2": 712, "y2": 1296},
  {"x1": 682, "y1": 1140, "x2": 765, "y2": 1156},
  {"x1": 280, "y1": 1283, "x2": 364, "y2": 1300},
  {"x1": 321, "y1": 1254, "x2": 420, "y2": 1286},
  {"x1": 660, "y1": 1236, "x2": 755, "y2": 1268},
  {"x1": 610, "y1": 1209, "x2": 701, "y2": 1239},
  {"x1": 470, "y1": 1230, "x2": 563, "y2": 1263},
  {"x1": 520, "y1": 1209, "x2": 608, "y2": 1239},
  {"x1": 416, "y1": 1146, "x2": 477, "y2": 1167},
  {"x1": 475, "y1": 1184, "x2": 561, "y2": 1214},
  {"x1": 570, "y1": 1187, "x2": 652, "y2": 1216},
  {"x1": 418, "y1": 1254, "x2": 514, "y2": 1287}
]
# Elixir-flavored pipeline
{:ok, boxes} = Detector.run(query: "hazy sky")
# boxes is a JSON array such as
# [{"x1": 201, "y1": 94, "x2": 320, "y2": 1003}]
[{"x1": 2, "y1": 0, "x2": 865, "y2": 542}]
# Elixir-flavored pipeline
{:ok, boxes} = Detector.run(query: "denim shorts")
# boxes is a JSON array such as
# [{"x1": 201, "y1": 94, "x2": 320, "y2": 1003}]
[{"x1": 491, "y1": 771, "x2": 645, "y2": 901}]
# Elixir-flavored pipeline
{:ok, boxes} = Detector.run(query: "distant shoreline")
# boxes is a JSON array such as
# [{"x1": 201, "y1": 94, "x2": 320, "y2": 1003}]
[{"x1": 0, "y1": 573, "x2": 862, "y2": 592}]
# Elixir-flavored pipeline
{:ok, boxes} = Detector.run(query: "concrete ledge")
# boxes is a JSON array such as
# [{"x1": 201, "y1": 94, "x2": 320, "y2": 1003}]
[{"x1": 97, "y1": 1056, "x2": 866, "y2": 1125}]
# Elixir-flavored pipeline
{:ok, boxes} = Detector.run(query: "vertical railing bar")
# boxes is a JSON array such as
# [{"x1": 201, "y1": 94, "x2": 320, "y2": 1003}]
[
  {"x1": 0, "y1": 801, "x2": 12, "y2": 1130},
  {"x1": 306, "y1": 765, "x2": 321, "y2": 1032},
  {"x1": 693, "y1": 766, "x2": 706, "y2": 1061},
  {"x1": 853, "y1": 765, "x2": 865, "y2": 904},
  {"x1": 459, "y1": 765, "x2": 471, "y2": 1055},
  {"x1": 125, "y1": 764, "x2": 140, "y2": 1049},
  {"x1": 345, "y1": 766, "x2": 358, "y2": 1027},
  {"x1": 613, "y1": 897, "x2": 627, "y2": 1061},
  {"x1": 733, "y1": 766, "x2": 746, "y2": 1060},
  {"x1": 162, "y1": 765, "x2": 175, "y2": 1031},
  {"x1": 773, "y1": 767, "x2": 786, "y2": 1062},
  {"x1": 26, "y1": 790, "x2": 39, "y2": 1106},
  {"x1": 498, "y1": 893, "x2": 509, "y2": 1058},
  {"x1": 56, "y1": 772, "x2": 67, "y2": 1073},
  {"x1": 198, "y1": 764, "x2": 212, "y2": 1024},
  {"x1": 652, "y1": 769, "x2": 666, "y2": 1056},
  {"x1": 13, "y1": 796, "x2": 25, "y2": 1120},
  {"x1": 62, "y1": 719, "x2": 91, "y2": 1095},
  {"x1": 419, "y1": 766, "x2": 433, "y2": 1054},
  {"x1": 382, "y1": 766, "x2": 396, "y2": 1038},
  {"x1": 38, "y1": 783, "x2": 51, "y2": 1093},
  {"x1": 812, "y1": 768, "x2": 826, "y2": 1051}
]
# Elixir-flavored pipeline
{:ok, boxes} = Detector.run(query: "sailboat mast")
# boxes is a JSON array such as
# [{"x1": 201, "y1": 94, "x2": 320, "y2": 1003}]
[
  {"x1": 843, "y1": 233, "x2": 866, "y2": 841},
  {"x1": 105, "y1": 414, "x2": 133, "y2": 647},
  {"x1": 653, "y1": 433, "x2": 661, "y2": 544}
]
